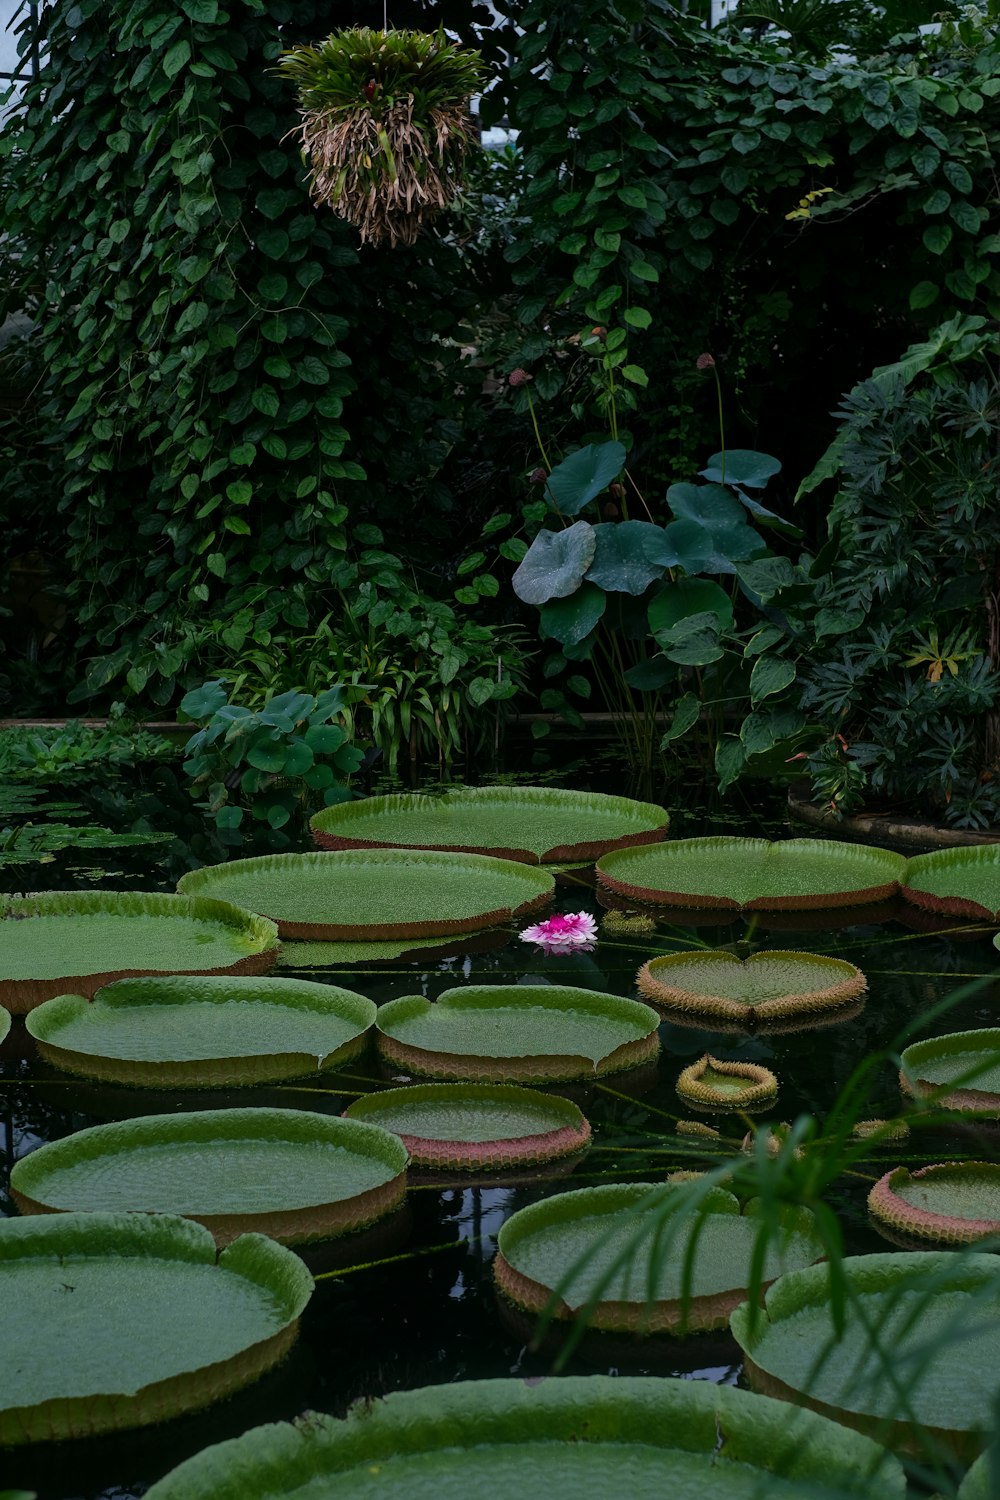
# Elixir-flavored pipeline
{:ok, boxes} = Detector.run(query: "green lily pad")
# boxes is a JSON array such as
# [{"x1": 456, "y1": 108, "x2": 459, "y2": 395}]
[
  {"x1": 177, "y1": 849, "x2": 553, "y2": 940},
  {"x1": 597, "y1": 837, "x2": 905, "y2": 910},
  {"x1": 10, "y1": 1107, "x2": 407, "y2": 1246},
  {"x1": 903, "y1": 846, "x2": 1000, "y2": 920},
  {"x1": 638, "y1": 950, "x2": 867, "y2": 1025},
  {"x1": 344, "y1": 1083, "x2": 590, "y2": 1170},
  {"x1": 495, "y1": 1182, "x2": 824, "y2": 1333},
  {"x1": 0, "y1": 1211, "x2": 312, "y2": 1445},
  {"x1": 310, "y1": 786, "x2": 668, "y2": 864},
  {"x1": 0, "y1": 890, "x2": 279, "y2": 1015},
  {"x1": 25, "y1": 975, "x2": 376, "y2": 1088},
  {"x1": 376, "y1": 984, "x2": 660, "y2": 1083},
  {"x1": 868, "y1": 1162, "x2": 1000, "y2": 1246},
  {"x1": 0, "y1": 1010, "x2": 9, "y2": 1048},
  {"x1": 900, "y1": 1029, "x2": 1000, "y2": 1115},
  {"x1": 676, "y1": 1054, "x2": 779, "y2": 1113},
  {"x1": 143, "y1": 1374, "x2": 905, "y2": 1500},
  {"x1": 732, "y1": 1251, "x2": 1000, "y2": 1458}
]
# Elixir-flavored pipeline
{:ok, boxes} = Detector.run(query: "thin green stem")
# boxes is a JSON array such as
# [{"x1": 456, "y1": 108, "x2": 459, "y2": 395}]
[
  {"x1": 713, "y1": 364, "x2": 725, "y2": 483},
  {"x1": 525, "y1": 387, "x2": 553, "y2": 471}
]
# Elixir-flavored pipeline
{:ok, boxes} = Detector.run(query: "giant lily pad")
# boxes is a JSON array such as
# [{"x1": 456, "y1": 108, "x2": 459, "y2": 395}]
[
  {"x1": 310, "y1": 786, "x2": 668, "y2": 864},
  {"x1": 0, "y1": 1211, "x2": 312, "y2": 1445},
  {"x1": 0, "y1": 890, "x2": 279, "y2": 1014},
  {"x1": 0, "y1": 1009, "x2": 9, "y2": 1048},
  {"x1": 375, "y1": 984, "x2": 660, "y2": 1083},
  {"x1": 903, "y1": 847, "x2": 1000, "y2": 920},
  {"x1": 900, "y1": 1029, "x2": 1000, "y2": 1115},
  {"x1": 143, "y1": 1374, "x2": 904, "y2": 1500},
  {"x1": 868, "y1": 1162, "x2": 1000, "y2": 1247},
  {"x1": 597, "y1": 837, "x2": 904, "y2": 910},
  {"x1": 676, "y1": 1055, "x2": 779, "y2": 1113},
  {"x1": 25, "y1": 974, "x2": 376, "y2": 1088},
  {"x1": 10, "y1": 1107, "x2": 408, "y2": 1246},
  {"x1": 494, "y1": 1182, "x2": 823, "y2": 1333},
  {"x1": 638, "y1": 949, "x2": 867, "y2": 1025},
  {"x1": 177, "y1": 850, "x2": 553, "y2": 940},
  {"x1": 732, "y1": 1251, "x2": 1000, "y2": 1458},
  {"x1": 344, "y1": 1082, "x2": 590, "y2": 1171}
]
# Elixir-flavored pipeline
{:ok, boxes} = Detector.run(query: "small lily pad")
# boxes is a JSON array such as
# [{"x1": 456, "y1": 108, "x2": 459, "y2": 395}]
[
  {"x1": 143, "y1": 1374, "x2": 905, "y2": 1500},
  {"x1": 868, "y1": 1162, "x2": 1000, "y2": 1246},
  {"x1": 676, "y1": 1055, "x2": 779, "y2": 1113},
  {"x1": 10, "y1": 1107, "x2": 408, "y2": 1246},
  {"x1": 638, "y1": 949, "x2": 867, "y2": 1025},
  {"x1": 900, "y1": 1029, "x2": 1000, "y2": 1115},
  {"x1": 25, "y1": 975, "x2": 376, "y2": 1088},
  {"x1": 0, "y1": 1211, "x2": 313, "y2": 1445},
  {"x1": 310, "y1": 786, "x2": 668, "y2": 864},
  {"x1": 495, "y1": 1181, "x2": 823, "y2": 1333},
  {"x1": 375, "y1": 984, "x2": 660, "y2": 1083},
  {"x1": 597, "y1": 837, "x2": 904, "y2": 910},
  {"x1": 177, "y1": 849, "x2": 554, "y2": 940},
  {"x1": 903, "y1": 846, "x2": 1000, "y2": 921},
  {"x1": 0, "y1": 890, "x2": 279, "y2": 1014},
  {"x1": 344, "y1": 1083, "x2": 590, "y2": 1170}
]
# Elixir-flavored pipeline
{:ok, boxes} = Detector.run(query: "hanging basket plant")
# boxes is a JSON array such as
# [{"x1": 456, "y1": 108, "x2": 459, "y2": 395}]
[{"x1": 278, "y1": 27, "x2": 487, "y2": 248}]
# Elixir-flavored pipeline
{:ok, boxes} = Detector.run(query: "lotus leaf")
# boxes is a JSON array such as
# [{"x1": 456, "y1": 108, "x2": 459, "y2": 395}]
[
  {"x1": 375, "y1": 984, "x2": 660, "y2": 1083},
  {"x1": 902, "y1": 846, "x2": 1000, "y2": 920},
  {"x1": 0, "y1": 1211, "x2": 312, "y2": 1445},
  {"x1": 177, "y1": 849, "x2": 554, "y2": 939},
  {"x1": 868, "y1": 1162, "x2": 1000, "y2": 1246},
  {"x1": 676, "y1": 1055, "x2": 779, "y2": 1112},
  {"x1": 25, "y1": 974, "x2": 375, "y2": 1088},
  {"x1": 0, "y1": 890, "x2": 279, "y2": 1013},
  {"x1": 10, "y1": 1107, "x2": 408, "y2": 1245},
  {"x1": 310, "y1": 785, "x2": 668, "y2": 863},
  {"x1": 597, "y1": 836, "x2": 904, "y2": 910},
  {"x1": 345, "y1": 1082, "x2": 590, "y2": 1170},
  {"x1": 495, "y1": 1182, "x2": 823, "y2": 1333},
  {"x1": 638, "y1": 950, "x2": 866, "y2": 1025},
  {"x1": 732, "y1": 1251, "x2": 1000, "y2": 1457},
  {"x1": 144, "y1": 1374, "x2": 904, "y2": 1500},
  {"x1": 900, "y1": 1029, "x2": 1000, "y2": 1114}
]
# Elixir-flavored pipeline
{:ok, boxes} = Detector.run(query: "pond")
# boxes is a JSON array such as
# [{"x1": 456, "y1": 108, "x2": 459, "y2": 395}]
[{"x1": 2, "y1": 755, "x2": 999, "y2": 1498}]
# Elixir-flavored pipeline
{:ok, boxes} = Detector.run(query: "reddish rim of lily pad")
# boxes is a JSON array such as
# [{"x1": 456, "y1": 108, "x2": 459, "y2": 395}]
[{"x1": 868, "y1": 1162, "x2": 1000, "y2": 1246}]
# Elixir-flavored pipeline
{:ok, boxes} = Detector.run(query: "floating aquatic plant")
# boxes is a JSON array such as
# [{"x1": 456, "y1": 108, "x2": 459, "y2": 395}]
[
  {"x1": 638, "y1": 949, "x2": 866, "y2": 1026},
  {"x1": 900, "y1": 1028, "x2": 1000, "y2": 1115},
  {"x1": 902, "y1": 845, "x2": 1000, "y2": 921},
  {"x1": 677, "y1": 1055, "x2": 779, "y2": 1113},
  {"x1": 868, "y1": 1162, "x2": 1000, "y2": 1247},
  {"x1": 519, "y1": 911, "x2": 597, "y2": 953}
]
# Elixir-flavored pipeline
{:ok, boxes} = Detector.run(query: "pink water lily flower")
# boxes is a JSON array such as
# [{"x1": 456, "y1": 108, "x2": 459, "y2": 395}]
[{"x1": 519, "y1": 911, "x2": 598, "y2": 952}]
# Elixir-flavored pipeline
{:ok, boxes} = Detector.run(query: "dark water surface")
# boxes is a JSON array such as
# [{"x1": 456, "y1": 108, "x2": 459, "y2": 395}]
[{"x1": 2, "y1": 760, "x2": 998, "y2": 1497}]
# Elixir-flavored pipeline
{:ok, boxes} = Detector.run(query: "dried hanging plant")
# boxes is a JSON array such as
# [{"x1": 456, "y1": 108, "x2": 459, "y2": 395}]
[{"x1": 278, "y1": 27, "x2": 487, "y2": 249}]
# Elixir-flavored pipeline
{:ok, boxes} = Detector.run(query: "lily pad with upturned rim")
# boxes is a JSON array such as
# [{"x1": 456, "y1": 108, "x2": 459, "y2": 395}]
[
  {"x1": 676, "y1": 1055, "x2": 779, "y2": 1113},
  {"x1": 0, "y1": 890, "x2": 279, "y2": 1014},
  {"x1": 638, "y1": 949, "x2": 867, "y2": 1025},
  {"x1": 900, "y1": 1029, "x2": 1000, "y2": 1115},
  {"x1": 344, "y1": 1082, "x2": 590, "y2": 1170},
  {"x1": 142, "y1": 1374, "x2": 905, "y2": 1500},
  {"x1": 25, "y1": 975, "x2": 376, "y2": 1088},
  {"x1": 375, "y1": 984, "x2": 660, "y2": 1083},
  {"x1": 732, "y1": 1251, "x2": 1000, "y2": 1458},
  {"x1": 310, "y1": 786, "x2": 669, "y2": 864},
  {"x1": 903, "y1": 846, "x2": 1000, "y2": 920},
  {"x1": 868, "y1": 1162, "x2": 1000, "y2": 1246},
  {"x1": 494, "y1": 1182, "x2": 823, "y2": 1333},
  {"x1": 596, "y1": 837, "x2": 905, "y2": 910},
  {"x1": 9, "y1": 1107, "x2": 408, "y2": 1246},
  {"x1": 0, "y1": 1211, "x2": 313, "y2": 1446},
  {"x1": 177, "y1": 849, "x2": 553, "y2": 940}
]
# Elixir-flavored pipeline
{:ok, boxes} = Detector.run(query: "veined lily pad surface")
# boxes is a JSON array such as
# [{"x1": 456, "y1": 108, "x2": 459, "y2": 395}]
[
  {"x1": 868, "y1": 1162, "x2": 1000, "y2": 1246},
  {"x1": 0, "y1": 1211, "x2": 313, "y2": 1445},
  {"x1": 143, "y1": 1374, "x2": 904, "y2": 1500},
  {"x1": 676, "y1": 1055, "x2": 779, "y2": 1113},
  {"x1": 0, "y1": 890, "x2": 279, "y2": 1014},
  {"x1": 638, "y1": 949, "x2": 867, "y2": 1025},
  {"x1": 495, "y1": 1182, "x2": 824, "y2": 1333},
  {"x1": 10, "y1": 1107, "x2": 408, "y2": 1246},
  {"x1": 25, "y1": 974, "x2": 376, "y2": 1088},
  {"x1": 177, "y1": 849, "x2": 554, "y2": 940},
  {"x1": 903, "y1": 846, "x2": 1000, "y2": 920},
  {"x1": 732, "y1": 1252, "x2": 1000, "y2": 1456},
  {"x1": 344, "y1": 1083, "x2": 590, "y2": 1170},
  {"x1": 310, "y1": 785, "x2": 669, "y2": 863},
  {"x1": 376, "y1": 984, "x2": 660, "y2": 1083},
  {"x1": 596, "y1": 837, "x2": 905, "y2": 910},
  {"x1": 900, "y1": 1029, "x2": 1000, "y2": 1114}
]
